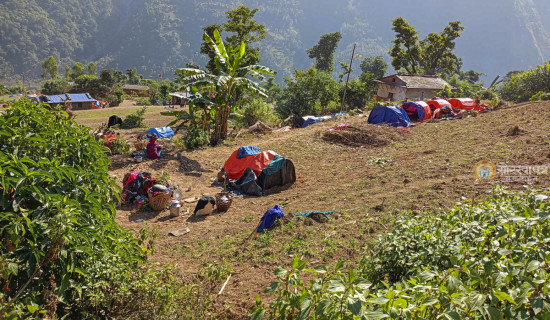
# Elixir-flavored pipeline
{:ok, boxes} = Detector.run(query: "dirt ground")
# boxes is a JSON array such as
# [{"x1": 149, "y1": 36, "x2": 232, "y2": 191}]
[{"x1": 74, "y1": 101, "x2": 550, "y2": 318}]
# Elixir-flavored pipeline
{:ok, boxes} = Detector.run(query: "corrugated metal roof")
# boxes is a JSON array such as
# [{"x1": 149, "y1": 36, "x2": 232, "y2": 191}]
[
  {"x1": 169, "y1": 92, "x2": 191, "y2": 99},
  {"x1": 375, "y1": 74, "x2": 452, "y2": 90},
  {"x1": 122, "y1": 84, "x2": 150, "y2": 91},
  {"x1": 40, "y1": 93, "x2": 97, "y2": 104}
]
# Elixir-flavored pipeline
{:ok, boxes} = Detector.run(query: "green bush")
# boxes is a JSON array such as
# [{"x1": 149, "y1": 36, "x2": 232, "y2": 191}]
[
  {"x1": 184, "y1": 128, "x2": 210, "y2": 150},
  {"x1": 106, "y1": 88, "x2": 125, "y2": 106},
  {"x1": 529, "y1": 91, "x2": 550, "y2": 102},
  {"x1": 0, "y1": 99, "x2": 147, "y2": 317},
  {"x1": 277, "y1": 68, "x2": 341, "y2": 119},
  {"x1": 237, "y1": 98, "x2": 280, "y2": 127},
  {"x1": 134, "y1": 97, "x2": 150, "y2": 106},
  {"x1": 110, "y1": 138, "x2": 130, "y2": 155},
  {"x1": 499, "y1": 62, "x2": 550, "y2": 102},
  {"x1": 121, "y1": 106, "x2": 147, "y2": 129},
  {"x1": 253, "y1": 188, "x2": 550, "y2": 319}
]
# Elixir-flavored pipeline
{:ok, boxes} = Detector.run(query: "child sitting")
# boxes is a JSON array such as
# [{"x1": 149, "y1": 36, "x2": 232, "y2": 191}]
[{"x1": 146, "y1": 134, "x2": 162, "y2": 159}]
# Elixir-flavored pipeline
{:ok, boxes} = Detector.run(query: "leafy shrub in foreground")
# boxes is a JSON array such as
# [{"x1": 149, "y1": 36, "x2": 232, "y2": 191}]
[
  {"x1": 252, "y1": 188, "x2": 550, "y2": 319},
  {"x1": 236, "y1": 98, "x2": 280, "y2": 127},
  {"x1": 0, "y1": 99, "x2": 149, "y2": 318},
  {"x1": 184, "y1": 128, "x2": 210, "y2": 150}
]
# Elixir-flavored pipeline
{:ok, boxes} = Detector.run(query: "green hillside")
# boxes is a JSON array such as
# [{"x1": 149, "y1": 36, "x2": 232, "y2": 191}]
[{"x1": 1, "y1": 0, "x2": 549, "y2": 82}]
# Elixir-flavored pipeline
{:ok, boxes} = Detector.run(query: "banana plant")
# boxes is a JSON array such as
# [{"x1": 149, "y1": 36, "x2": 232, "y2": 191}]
[
  {"x1": 161, "y1": 87, "x2": 214, "y2": 133},
  {"x1": 175, "y1": 29, "x2": 275, "y2": 144}
]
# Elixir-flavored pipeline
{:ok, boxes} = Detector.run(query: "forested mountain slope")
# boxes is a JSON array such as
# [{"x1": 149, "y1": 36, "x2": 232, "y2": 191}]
[{"x1": 1, "y1": 0, "x2": 549, "y2": 82}]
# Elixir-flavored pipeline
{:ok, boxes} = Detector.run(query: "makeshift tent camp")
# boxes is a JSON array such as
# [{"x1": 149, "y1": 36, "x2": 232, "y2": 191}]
[
  {"x1": 224, "y1": 146, "x2": 296, "y2": 195},
  {"x1": 448, "y1": 98, "x2": 484, "y2": 111},
  {"x1": 401, "y1": 101, "x2": 432, "y2": 121},
  {"x1": 147, "y1": 127, "x2": 174, "y2": 138},
  {"x1": 367, "y1": 106, "x2": 411, "y2": 127},
  {"x1": 426, "y1": 99, "x2": 451, "y2": 112}
]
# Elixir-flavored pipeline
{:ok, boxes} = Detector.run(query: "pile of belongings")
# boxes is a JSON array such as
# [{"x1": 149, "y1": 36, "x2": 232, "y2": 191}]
[
  {"x1": 222, "y1": 146, "x2": 296, "y2": 196},
  {"x1": 121, "y1": 171, "x2": 169, "y2": 205},
  {"x1": 298, "y1": 112, "x2": 349, "y2": 128}
]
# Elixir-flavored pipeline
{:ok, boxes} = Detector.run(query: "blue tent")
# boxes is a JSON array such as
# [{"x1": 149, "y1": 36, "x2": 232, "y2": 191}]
[
  {"x1": 147, "y1": 127, "x2": 174, "y2": 138},
  {"x1": 402, "y1": 102, "x2": 427, "y2": 121},
  {"x1": 367, "y1": 106, "x2": 411, "y2": 127}
]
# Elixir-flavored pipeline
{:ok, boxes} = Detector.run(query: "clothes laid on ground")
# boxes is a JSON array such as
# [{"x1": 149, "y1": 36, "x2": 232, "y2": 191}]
[
  {"x1": 257, "y1": 205, "x2": 285, "y2": 232},
  {"x1": 293, "y1": 211, "x2": 334, "y2": 220},
  {"x1": 237, "y1": 145, "x2": 261, "y2": 159}
]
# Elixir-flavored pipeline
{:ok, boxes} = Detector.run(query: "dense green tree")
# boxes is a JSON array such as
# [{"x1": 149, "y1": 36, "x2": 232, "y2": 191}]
[
  {"x1": 72, "y1": 62, "x2": 86, "y2": 80},
  {"x1": 41, "y1": 56, "x2": 58, "y2": 79},
  {"x1": 126, "y1": 67, "x2": 143, "y2": 85},
  {"x1": 419, "y1": 21, "x2": 464, "y2": 74},
  {"x1": 72, "y1": 74, "x2": 106, "y2": 97},
  {"x1": 41, "y1": 79, "x2": 71, "y2": 95},
  {"x1": 223, "y1": 6, "x2": 266, "y2": 67},
  {"x1": 458, "y1": 70, "x2": 484, "y2": 84},
  {"x1": 389, "y1": 18, "x2": 421, "y2": 74},
  {"x1": 277, "y1": 67, "x2": 340, "y2": 119},
  {"x1": 390, "y1": 17, "x2": 464, "y2": 75},
  {"x1": 307, "y1": 32, "x2": 342, "y2": 72},
  {"x1": 263, "y1": 77, "x2": 282, "y2": 103},
  {"x1": 87, "y1": 62, "x2": 98, "y2": 76},
  {"x1": 360, "y1": 56, "x2": 387, "y2": 79},
  {"x1": 64, "y1": 65, "x2": 72, "y2": 80},
  {"x1": 498, "y1": 62, "x2": 550, "y2": 102}
]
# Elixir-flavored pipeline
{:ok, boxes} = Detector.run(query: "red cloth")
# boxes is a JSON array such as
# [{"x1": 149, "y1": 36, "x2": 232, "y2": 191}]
[{"x1": 224, "y1": 149, "x2": 278, "y2": 179}]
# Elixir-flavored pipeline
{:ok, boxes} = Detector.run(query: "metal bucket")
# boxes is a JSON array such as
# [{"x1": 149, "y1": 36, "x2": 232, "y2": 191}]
[{"x1": 169, "y1": 200, "x2": 181, "y2": 217}]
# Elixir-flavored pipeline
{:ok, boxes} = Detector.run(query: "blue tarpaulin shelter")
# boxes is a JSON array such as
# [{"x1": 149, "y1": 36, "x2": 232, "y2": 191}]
[
  {"x1": 147, "y1": 127, "x2": 174, "y2": 138},
  {"x1": 367, "y1": 106, "x2": 411, "y2": 127}
]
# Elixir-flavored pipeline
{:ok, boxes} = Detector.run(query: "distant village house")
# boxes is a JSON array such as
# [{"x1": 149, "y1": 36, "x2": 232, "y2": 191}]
[
  {"x1": 374, "y1": 74, "x2": 452, "y2": 101},
  {"x1": 169, "y1": 92, "x2": 191, "y2": 106},
  {"x1": 122, "y1": 84, "x2": 151, "y2": 97},
  {"x1": 31, "y1": 93, "x2": 98, "y2": 110}
]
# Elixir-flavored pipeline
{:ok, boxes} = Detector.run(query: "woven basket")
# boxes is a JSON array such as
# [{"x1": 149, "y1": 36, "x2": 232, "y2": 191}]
[
  {"x1": 215, "y1": 192, "x2": 233, "y2": 212},
  {"x1": 148, "y1": 189, "x2": 172, "y2": 211}
]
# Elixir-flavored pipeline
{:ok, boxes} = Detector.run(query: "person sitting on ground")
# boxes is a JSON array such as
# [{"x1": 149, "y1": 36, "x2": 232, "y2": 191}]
[
  {"x1": 474, "y1": 96, "x2": 481, "y2": 106},
  {"x1": 147, "y1": 134, "x2": 162, "y2": 160}
]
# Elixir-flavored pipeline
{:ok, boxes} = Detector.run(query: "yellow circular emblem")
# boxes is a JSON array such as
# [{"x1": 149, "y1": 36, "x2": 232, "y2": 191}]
[{"x1": 473, "y1": 160, "x2": 496, "y2": 180}]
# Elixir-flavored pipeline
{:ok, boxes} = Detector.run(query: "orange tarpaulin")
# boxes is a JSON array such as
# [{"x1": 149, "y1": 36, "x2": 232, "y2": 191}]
[
  {"x1": 224, "y1": 150, "x2": 278, "y2": 180},
  {"x1": 427, "y1": 99, "x2": 451, "y2": 110},
  {"x1": 449, "y1": 98, "x2": 485, "y2": 111}
]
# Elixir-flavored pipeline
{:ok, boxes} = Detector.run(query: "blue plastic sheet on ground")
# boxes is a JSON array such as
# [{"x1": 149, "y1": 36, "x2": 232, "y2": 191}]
[
  {"x1": 332, "y1": 112, "x2": 348, "y2": 117},
  {"x1": 237, "y1": 145, "x2": 261, "y2": 159},
  {"x1": 147, "y1": 127, "x2": 174, "y2": 138},
  {"x1": 257, "y1": 205, "x2": 285, "y2": 232},
  {"x1": 293, "y1": 211, "x2": 335, "y2": 220}
]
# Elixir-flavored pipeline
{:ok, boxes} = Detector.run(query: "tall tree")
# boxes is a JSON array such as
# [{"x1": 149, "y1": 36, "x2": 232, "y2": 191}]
[
  {"x1": 64, "y1": 65, "x2": 72, "y2": 81},
  {"x1": 307, "y1": 32, "x2": 342, "y2": 72},
  {"x1": 389, "y1": 17, "x2": 464, "y2": 75},
  {"x1": 72, "y1": 62, "x2": 86, "y2": 80},
  {"x1": 389, "y1": 18, "x2": 421, "y2": 74},
  {"x1": 419, "y1": 21, "x2": 464, "y2": 74},
  {"x1": 223, "y1": 6, "x2": 266, "y2": 66},
  {"x1": 41, "y1": 56, "x2": 58, "y2": 79},
  {"x1": 87, "y1": 62, "x2": 98, "y2": 76},
  {"x1": 126, "y1": 67, "x2": 143, "y2": 85},
  {"x1": 360, "y1": 56, "x2": 387, "y2": 79}
]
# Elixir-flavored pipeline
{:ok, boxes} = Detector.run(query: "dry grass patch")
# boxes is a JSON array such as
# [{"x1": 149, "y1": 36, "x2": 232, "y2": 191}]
[{"x1": 321, "y1": 124, "x2": 405, "y2": 147}]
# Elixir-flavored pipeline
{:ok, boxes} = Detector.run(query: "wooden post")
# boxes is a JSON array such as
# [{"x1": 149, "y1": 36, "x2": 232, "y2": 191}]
[{"x1": 340, "y1": 43, "x2": 357, "y2": 112}]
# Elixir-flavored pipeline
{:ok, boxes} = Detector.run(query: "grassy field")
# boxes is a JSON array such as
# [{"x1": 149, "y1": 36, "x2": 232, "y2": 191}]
[{"x1": 75, "y1": 101, "x2": 550, "y2": 317}]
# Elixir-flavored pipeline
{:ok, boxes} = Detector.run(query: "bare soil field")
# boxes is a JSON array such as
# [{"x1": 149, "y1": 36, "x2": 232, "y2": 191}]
[{"x1": 74, "y1": 101, "x2": 550, "y2": 317}]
